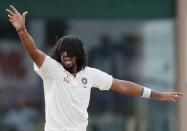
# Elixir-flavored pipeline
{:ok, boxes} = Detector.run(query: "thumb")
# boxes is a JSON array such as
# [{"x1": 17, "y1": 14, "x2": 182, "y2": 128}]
[{"x1": 22, "y1": 11, "x2": 28, "y2": 18}]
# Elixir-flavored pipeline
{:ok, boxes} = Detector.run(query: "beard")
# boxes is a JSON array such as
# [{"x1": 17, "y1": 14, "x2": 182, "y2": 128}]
[{"x1": 62, "y1": 63, "x2": 76, "y2": 73}]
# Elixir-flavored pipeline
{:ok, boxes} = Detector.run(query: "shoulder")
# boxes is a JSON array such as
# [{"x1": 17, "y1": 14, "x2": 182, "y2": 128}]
[
  {"x1": 82, "y1": 66, "x2": 101, "y2": 74},
  {"x1": 83, "y1": 66, "x2": 110, "y2": 77},
  {"x1": 34, "y1": 55, "x2": 64, "y2": 76},
  {"x1": 46, "y1": 56, "x2": 62, "y2": 68},
  {"x1": 84, "y1": 66, "x2": 99, "y2": 72},
  {"x1": 78, "y1": 67, "x2": 100, "y2": 77}
]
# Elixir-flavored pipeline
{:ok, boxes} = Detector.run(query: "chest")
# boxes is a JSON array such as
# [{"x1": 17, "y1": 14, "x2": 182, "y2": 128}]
[{"x1": 56, "y1": 71, "x2": 92, "y2": 97}]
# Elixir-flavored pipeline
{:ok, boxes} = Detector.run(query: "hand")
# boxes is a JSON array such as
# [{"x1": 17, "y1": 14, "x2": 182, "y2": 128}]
[
  {"x1": 6, "y1": 5, "x2": 28, "y2": 32},
  {"x1": 154, "y1": 91, "x2": 184, "y2": 101}
]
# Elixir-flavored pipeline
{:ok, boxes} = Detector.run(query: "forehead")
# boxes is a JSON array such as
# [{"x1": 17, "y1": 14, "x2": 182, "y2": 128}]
[
  {"x1": 61, "y1": 52, "x2": 76, "y2": 58},
  {"x1": 61, "y1": 52, "x2": 68, "y2": 56}
]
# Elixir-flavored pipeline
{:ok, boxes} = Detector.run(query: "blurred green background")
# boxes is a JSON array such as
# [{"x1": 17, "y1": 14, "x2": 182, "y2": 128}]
[
  {"x1": 0, "y1": 0, "x2": 184, "y2": 131},
  {"x1": 0, "y1": 0, "x2": 175, "y2": 19}
]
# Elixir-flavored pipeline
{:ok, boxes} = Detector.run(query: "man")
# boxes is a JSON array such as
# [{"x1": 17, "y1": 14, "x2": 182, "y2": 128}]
[{"x1": 6, "y1": 5, "x2": 184, "y2": 131}]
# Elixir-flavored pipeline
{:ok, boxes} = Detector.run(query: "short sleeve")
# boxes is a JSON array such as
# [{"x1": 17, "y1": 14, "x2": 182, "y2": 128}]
[
  {"x1": 90, "y1": 68, "x2": 113, "y2": 90},
  {"x1": 33, "y1": 55, "x2": 61, "y2": 79}
]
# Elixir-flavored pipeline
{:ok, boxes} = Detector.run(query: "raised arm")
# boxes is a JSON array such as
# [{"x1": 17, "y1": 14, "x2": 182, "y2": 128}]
[
  {"x1": 6, "y1": 5, "x2": 45, "y2": 68},
  {"x1": 111, "y1": 79, "x2": 184, "y2": 101}
]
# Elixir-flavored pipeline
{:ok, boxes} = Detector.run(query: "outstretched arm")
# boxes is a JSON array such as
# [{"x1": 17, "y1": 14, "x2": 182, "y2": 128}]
[
  {"x1": 111, "y1": 79, "x2": 184, "y2": 101},
  {"x1": 6, "y1": 5, "x2": 45, "y2": 68}
]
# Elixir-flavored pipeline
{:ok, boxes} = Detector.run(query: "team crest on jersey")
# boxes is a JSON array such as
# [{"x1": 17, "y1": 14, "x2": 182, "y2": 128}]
[
  {"x1": 81, "y1": 78, "x2": 87, "y2": 84},
  {"x1": 81, "y1": 78, "x2": 87, "y2": 88}
]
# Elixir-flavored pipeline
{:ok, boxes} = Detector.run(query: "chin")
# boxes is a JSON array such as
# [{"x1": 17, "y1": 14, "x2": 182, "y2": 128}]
[{"x1": 64, "y1": 65, "x2": 73, "y2": 72}]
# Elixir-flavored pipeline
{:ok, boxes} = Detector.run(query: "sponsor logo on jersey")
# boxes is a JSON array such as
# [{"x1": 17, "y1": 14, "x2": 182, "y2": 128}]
[{"x1": 63, "y1": 77, "x2": 70, "y2": 83}]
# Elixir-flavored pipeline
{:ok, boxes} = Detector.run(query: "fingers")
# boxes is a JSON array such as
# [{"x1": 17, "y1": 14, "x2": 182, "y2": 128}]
[
  {"x1": 6, "y1": 5, "x2": 28, "y2": 18},
  {"x1": 166, "y1": 92, "x2": 184, "y2": 96},
  {"x1": 177, "y1": 92, "x2": 184, "y2": 96},
  {"x1": 8, "y1": 14, "x2": 13, "y2": 19},
  {"x1": 6, "y1": 8, "x2": 15, "y2": 23},
  {"x1": 162, "y1": 92, "x2": 184, "y2": 101},
  {"x1": 171, "y1": 93, "x2": 184, "y2": 101},
  {"x1": 172, "y1": 94, "x2": 181, "y2": 98},
  {"x1": 5, "y1": 9, "x2": 14, "y2": 16},
  {"x1": 10, "y1": 5, "x2": 19, "y2": 13},
  {"x1": 172, "y1": 92, "x2": 184, "y2": 96},
  {"x1": 9, "y1": 19, "x2": 14, "y2": 23},
  {"x1": 22, "y1": 11, "x2": 28, "y2": 17},
  {"x1": 173, "y1": 95, "x2": 180, "y2": 99}
]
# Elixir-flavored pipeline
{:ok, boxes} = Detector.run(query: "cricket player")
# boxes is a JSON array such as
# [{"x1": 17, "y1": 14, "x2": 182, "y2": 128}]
[{"x1": 6, "y1": 5, "x2": 184, "y2": 131}]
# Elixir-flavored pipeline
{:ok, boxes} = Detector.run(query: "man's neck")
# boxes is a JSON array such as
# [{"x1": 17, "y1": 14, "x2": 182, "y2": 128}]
[{"x1": 70, "y1": 66, "x2": 78, "y2": 77}]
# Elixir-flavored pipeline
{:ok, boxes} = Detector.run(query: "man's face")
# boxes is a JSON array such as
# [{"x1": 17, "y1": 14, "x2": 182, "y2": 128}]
[{"x1": 61, "y1": 52, "x2": 77, "y2": 72}]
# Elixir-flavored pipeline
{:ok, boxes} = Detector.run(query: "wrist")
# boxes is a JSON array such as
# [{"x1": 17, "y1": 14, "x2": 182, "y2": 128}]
[
  {"x1": 141, "y1": 86, "x2": 152, "y2": 99},
  {"x1": 17, "y1": 26, "x2": 26, "y2": 33}
]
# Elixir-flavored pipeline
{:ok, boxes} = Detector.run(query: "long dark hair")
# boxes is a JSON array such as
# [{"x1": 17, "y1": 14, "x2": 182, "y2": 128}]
[{"x1": 50, "y1": 35, "x2": 87, "y2": 72}]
